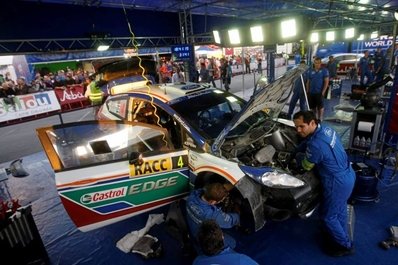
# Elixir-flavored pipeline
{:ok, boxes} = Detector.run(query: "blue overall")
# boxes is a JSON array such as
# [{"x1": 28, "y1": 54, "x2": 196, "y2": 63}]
[
  {"x1": 359, "y1": 56, "x2": 373, "y2": 85},
  {"x1": 288, "y1": 73, "x2": 308, "y2": 118},
  {"x1": 308, "y1": 68, "x2": 329, "y2": 94},
  {"x1": 193, "y1": 247, "x2": 258, "y2": 265},
  {"x1": 186, "y1": 189, "x2": 240, "y2": 250},
  {"x1": 303, "y1": 125, "x2": 355, "y2": 248}
]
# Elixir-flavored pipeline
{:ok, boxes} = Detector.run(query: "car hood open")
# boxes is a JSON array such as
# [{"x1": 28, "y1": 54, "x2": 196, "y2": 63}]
[{"x1": 212, "y1": 64, "x2": 308, "y2": 154}]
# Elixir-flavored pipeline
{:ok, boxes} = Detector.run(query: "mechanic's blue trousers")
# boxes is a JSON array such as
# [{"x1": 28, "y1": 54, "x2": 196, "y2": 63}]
[{"x1": 320, "y1": 170, "x2": 355, "y2": 249}]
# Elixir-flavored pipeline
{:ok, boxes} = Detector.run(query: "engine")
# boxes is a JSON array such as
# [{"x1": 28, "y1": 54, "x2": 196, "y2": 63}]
[{"x1": 220, "y1": 121, "x2": 300, "y2": 171}]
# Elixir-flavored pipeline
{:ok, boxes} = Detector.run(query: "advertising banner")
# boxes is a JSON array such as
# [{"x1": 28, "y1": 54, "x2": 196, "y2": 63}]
[
  {"x1": 54, "y1": 85, "x2": 88, "y2": 106},
  {"x1": 0, "y1": 91, "x2": 61, "y2": 123}
]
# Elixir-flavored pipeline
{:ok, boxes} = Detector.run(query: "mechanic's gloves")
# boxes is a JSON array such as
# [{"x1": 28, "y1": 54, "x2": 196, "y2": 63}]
[{"x1": 290, "y1": 152, "x2": 314, "y2": 174}]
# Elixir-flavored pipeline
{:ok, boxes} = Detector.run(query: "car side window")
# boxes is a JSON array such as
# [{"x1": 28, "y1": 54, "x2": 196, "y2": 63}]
[
  {"x1": 132, "y1": 99, "x2": 183, "y2": 149},
  {"x1": 105, "y1": 96, "x2": 129, "y2": 120},
  {"x1": 42, "y1": 122, "x2": 173, "y2": 170}
]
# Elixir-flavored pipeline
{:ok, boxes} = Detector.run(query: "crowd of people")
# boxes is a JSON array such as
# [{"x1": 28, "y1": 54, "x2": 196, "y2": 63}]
[{"x1": 0, "y1": 68, "x2": 91, "y2": 99}]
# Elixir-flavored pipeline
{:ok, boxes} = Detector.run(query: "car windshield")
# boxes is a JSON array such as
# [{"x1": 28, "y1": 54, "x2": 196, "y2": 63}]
[{"x1": 171, "y1": 90, "x2": 269, "y2": 139}]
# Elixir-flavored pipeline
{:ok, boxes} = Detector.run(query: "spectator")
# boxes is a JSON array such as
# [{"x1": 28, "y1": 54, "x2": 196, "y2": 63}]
[
  {"x1": 199, "y1": 63, "x2": 209, "y2": 83},
  {"x1": 245, "y1": 55, "x2": 251, "y2": 74},
  {"x1": 359, "y1": 50, "x2": 373, "y2": 86},
  {"x1": 287, "y1": 60, "x2": 308, "y2": 119},
  {"x1": 306, "y1": 57, "x2": 329, "y2": 121},
  {"x1": 207, "y1": 58, "x2": 217, "y2": 87},
  {"x1": 292, "y1": 111, "x2": 355, "y2": 257},
  {"x1": 220, "y1": 59, "x2": 232, "y2": 91},
  {"x1": 159, "y1": 62, "x2": 171, "y2": 83},
  {"x1": 171, "y1": 67, "x2": 185, "y2": 83},
  {"x1": 257, "y1": 57, "x2": 262, "y2": 74},
  {"x1": 186, "y1": 182, "x2": 240, "y2": 250},
  {"x1": 193, "y1": 220, "x2": 258, "y2": 265},
  {"x1": 15, "y1": 77, "x2": 30, "y2": 95}
]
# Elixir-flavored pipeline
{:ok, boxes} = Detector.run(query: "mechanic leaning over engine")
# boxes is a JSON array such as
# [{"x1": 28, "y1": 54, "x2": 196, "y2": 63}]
[{"x1": 292, "y1": 110, "x2": 355, "y2": 257}]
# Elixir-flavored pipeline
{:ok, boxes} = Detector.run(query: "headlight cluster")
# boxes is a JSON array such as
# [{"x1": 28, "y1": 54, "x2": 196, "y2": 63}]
[{"x1": 261, "y1": 170, "x2": 305, "y2": 188}]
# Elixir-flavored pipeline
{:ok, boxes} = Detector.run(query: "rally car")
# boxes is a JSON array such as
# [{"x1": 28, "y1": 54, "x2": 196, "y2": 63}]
[{"x1": 36, "y1": 65, "x2": 321, "y2": 232}]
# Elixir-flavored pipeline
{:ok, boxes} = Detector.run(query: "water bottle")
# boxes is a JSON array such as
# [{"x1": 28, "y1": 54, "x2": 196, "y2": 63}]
[
  {"x1": 360, "y1": 137, "x2": 366, "y2": 148},
  {"x1": 353, "y1": 136, "x2": 360, "y2": 147},
  {"x1": 366, "y1": 138, "x2": 372, "y2": 148}
]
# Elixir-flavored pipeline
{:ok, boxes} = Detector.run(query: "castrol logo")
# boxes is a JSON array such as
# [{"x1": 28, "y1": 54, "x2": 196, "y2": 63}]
[{"x1": 80, "y1": 187, "x2": 128, "y2": 204}]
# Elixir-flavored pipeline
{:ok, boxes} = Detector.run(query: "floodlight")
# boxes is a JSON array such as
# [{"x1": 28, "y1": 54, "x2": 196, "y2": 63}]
[
  {"x1": 345, "y1": 28, "x2": 355, "y2": 39},
  {"x1": 228, "y1": 29, "x2": 241, "y2": 44},
  {"x1": 371, "y1": 31, "x2": 378, "y2": 39},
  {"x1": 326, "y1": 31, "x2": 335, "y2": 41},
  {"x1": 250, "y1": 26, "x2": 264, "y2": 43},
  {"x1": 357, "y1": 34, "x2": 364, "y2": 40},
  {"x1": 213, "y1": 30, "x2": 221, "y2": 44},
  {"x1": 97, "y1": 45, "x2": 110, "y2": 51},
  {"x1": 310, "y1": 32, "x2": 319, "y2": 43},
  {"x1": 395, "y1": 10, "x2": 398, "y2": 21},
  {"x1": 281, "y1": 19, "x2": 296, "y2": 38}
]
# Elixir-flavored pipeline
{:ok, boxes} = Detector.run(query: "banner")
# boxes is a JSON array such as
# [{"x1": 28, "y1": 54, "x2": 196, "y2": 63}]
[
  {"x1": 0, "y1": 91, "x2": 61, "y2": 123},
  {"x1": 54, "y1": 85, "x2": 88, "y2": 106}
]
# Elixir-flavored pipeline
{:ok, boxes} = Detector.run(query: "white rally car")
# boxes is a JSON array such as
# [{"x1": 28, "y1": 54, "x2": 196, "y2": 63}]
[{"x1": 37, "y1": 64, "x2": 320, "y2": 232}]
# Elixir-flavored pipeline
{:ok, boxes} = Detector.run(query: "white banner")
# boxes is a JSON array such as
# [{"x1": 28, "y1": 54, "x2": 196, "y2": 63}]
[{"x1": 0, "y1": 91, "x2": 61, "y2": 123}]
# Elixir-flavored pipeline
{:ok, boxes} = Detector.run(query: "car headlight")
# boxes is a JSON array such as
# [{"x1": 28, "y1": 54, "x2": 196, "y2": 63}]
[{"x1": 261, "y1": 170, "x2": 305, "y2": 188}]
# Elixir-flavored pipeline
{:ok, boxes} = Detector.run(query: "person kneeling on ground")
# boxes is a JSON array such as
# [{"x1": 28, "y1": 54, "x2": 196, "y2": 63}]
[{"x1": 193, "y1": 220, "x2": 258, "y2": 265}]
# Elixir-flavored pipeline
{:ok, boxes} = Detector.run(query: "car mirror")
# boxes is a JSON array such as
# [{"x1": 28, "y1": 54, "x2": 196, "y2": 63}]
[{"x1": 129, "y1": 151, "x2": 143, "y2": 166}]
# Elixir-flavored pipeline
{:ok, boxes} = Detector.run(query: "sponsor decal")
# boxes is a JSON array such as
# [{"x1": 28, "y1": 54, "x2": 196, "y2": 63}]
[
  {"x1": 129, "y1": 155, "x2": 187, "y2": 177},
  {"x1": 128, "y1": 175, "x2": 178, "y2": 195},
  {"x1": 80, "y1": 187, "x2": 127, "y2": 204}
]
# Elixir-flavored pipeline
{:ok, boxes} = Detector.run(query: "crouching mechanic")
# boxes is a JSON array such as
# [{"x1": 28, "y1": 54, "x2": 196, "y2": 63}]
[
  {"x1": 292, "y1": 111, "x2": 355, "y2": 257},
  {"x1": 186, "y1": 182, "x2": 240, "y2": 251},
  {"x1": 193, "y1": 220, "x2": 258, "y2": 265}
]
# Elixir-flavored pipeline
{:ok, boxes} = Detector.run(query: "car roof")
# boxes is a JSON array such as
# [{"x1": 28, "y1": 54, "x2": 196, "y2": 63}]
[{"x1": 110, "y1": 81, "x2": 214, "y2": 104}]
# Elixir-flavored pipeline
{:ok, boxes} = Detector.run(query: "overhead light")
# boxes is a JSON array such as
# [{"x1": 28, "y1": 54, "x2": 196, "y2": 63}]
[
  {"x1": 395, "y1": 10, "x2": 398, "y2": 21},
  {"x1": 370, "y1": 31, "x2": 378, "y2": 39},
  {"x1": 310, "y1": 32, "x2": 319, "y2": 43},
  {"x1": 281, "y1": 19, "x2": 297, "y2": 38},
  {"x1": 250, "y1": 26, "x2": 264, "y2": 43},
  {"x1": 213, "y1": 30, "x2": 221, "y2": 44},
  {"x1": 97, "y1": 45, "x2": 109, "y2": 51},
  {"x1": 228, "y1": 29, "x2": 240, "y2": 44},
  {"x1": 326, "y1": 31, "x2": 335, "y2": 41},
  {"x1": 345, "y1": 28, "x2": 355, "y2": 39},
  {"x1": 357, "y1": 34, "x2": 364, "y2": 40}
]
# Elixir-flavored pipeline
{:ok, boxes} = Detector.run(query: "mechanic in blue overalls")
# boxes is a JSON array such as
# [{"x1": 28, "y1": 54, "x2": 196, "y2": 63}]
[
  {"x1": 306, "y1": 57, "x2": 329, "y2": 122},
  {"x1": 186, "y1": 182, "x2": 240, "y2": 251},
  {"x1": 193, "y1": 220, "x2": 258, "y2": 265},
  {"x1": 288, "y1": 60, "x2": 308, "y2": 119},
  {"x1": 293, "y1": 110, "x2": 355, "y2": 257},
  {"x1": 359, "y1": 50, "x2": 373, "y2": 86}
]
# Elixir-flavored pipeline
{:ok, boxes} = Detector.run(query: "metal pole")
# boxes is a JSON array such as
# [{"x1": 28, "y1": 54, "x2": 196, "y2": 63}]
[
  {"x1": 242, "y1": 47, "x2": 245, "y2": 99},
  {"x1": 58, "y1": 112, "x2": 64, "y2": 124},
  {"x1": 389, "y1": 23, "x2": 397, "y2": 69}
]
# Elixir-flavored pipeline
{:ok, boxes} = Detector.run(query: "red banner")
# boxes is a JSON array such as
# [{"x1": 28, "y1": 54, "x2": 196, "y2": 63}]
[{"x1": 54, "y1": 85, "x2": 88, "y2": 105}]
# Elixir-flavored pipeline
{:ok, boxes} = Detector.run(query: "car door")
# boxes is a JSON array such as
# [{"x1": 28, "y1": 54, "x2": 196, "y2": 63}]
[{"x1": 37, "y1": 120, "x2": 189, "y2": 231}]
